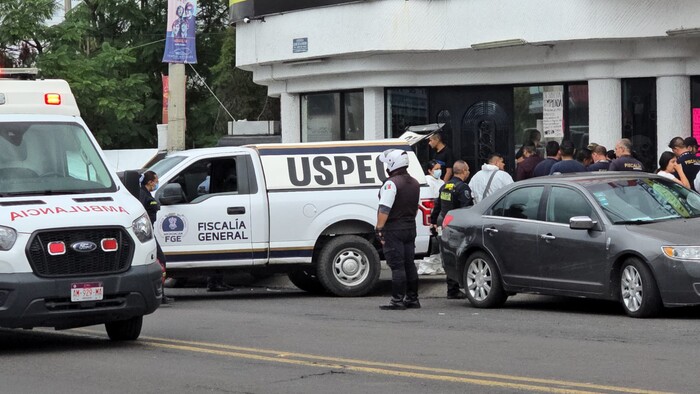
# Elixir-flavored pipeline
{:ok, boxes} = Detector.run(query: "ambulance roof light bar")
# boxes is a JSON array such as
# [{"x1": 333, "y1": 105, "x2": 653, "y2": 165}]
[{"x1": 0, "y1": 68, "x2": 39, "y2": 80}]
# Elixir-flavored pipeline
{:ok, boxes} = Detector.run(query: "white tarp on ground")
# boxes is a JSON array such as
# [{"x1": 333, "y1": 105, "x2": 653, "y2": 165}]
[{"x1": 103, "y1": 149, "x2": 160, "y2": 172}]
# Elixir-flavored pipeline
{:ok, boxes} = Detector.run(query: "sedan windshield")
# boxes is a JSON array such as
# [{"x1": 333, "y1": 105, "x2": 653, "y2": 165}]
[
  {"x1": 583, "y1": 177, "x2": 700, "y2": 224},
  {"x1": 0, "y1": 122, "x2": 115, "y2": 196}
]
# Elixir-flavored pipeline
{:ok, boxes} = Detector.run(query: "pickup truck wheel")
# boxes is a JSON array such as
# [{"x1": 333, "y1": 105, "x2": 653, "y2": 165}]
[
  {"x1": 287, "y1": 269, "x2": 327, "y2": 294},
  {"x1": 105, "y1": 316, "x2": 143, "y2": 341},
  {"x1": 316, "y1": 235, "x2": 380, "y2": 297}
]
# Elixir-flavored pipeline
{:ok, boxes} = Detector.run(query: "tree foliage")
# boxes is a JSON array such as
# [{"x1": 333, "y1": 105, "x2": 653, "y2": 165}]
[{"x1": 0, "y1": 0, "x2": 278, "y2": 149}]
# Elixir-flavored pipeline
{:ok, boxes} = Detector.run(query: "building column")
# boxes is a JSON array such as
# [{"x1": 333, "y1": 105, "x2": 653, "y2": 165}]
[
  {"x1": 280, "y1": 92, "x2": 301, "y2": 143},
  {"x1": 588, "y1": 78, "x2": 622, "y2": 151},
  {"x1": 363, "y1": 87, "x2": 385, "y2": 140},
  {"x1": 656, "y1": 76, "x2": 691, "y2": 158}
]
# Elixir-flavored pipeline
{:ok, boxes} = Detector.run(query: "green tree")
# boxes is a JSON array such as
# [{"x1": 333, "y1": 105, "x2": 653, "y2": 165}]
[
  {"x1": 2, "y1": 0, "x2": 278, "y2": 150},
  {"x1": 0, "y1": 0, "x2": 55, "y2": 67}
]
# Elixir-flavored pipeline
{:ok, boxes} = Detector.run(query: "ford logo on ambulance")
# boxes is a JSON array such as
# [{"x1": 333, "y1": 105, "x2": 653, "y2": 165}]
[{"x1": 71, "y1": 241, "x2": 97, "y2": 253}]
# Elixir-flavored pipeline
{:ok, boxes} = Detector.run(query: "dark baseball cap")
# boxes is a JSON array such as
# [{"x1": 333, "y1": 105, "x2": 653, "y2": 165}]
[{"x1": 684, "y1": 137, "x2": 698, "y2": 148}]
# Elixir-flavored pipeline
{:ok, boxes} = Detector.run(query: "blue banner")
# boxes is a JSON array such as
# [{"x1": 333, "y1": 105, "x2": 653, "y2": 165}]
[{"x1": 163, "y1": 0, "x2": 198, "y2": 63}]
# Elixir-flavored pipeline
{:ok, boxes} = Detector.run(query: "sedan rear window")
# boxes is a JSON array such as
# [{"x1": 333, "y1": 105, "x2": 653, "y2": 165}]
[{"x1": 583, "y1": 178, "x2": 700, "y2": 223}]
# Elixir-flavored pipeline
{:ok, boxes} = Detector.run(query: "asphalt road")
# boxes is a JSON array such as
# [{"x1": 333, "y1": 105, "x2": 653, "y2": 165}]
[{"x1": 1, "y1": 276, "x2": 699, "y2": 394}]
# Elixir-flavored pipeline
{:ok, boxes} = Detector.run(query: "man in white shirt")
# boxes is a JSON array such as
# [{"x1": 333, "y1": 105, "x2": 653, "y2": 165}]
[{"x1": 469, "y1": 153, "x2": 514, "y2": 204}]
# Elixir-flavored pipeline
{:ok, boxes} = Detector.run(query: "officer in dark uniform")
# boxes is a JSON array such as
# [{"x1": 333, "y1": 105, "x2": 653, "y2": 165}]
[
  {"x1": 139, "y1": 170, "x2": 173, "y2": 305},
  {"x1": 376, "y1": 149, "x2": 421, "y2": 310},
  {"x1": 430, "y1": 160, "x2": 473, "y2": 299}
]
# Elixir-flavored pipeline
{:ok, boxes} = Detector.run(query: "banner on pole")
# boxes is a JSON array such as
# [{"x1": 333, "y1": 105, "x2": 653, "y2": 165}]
[
  {"x1": 162, "y1": 75, "x2": 169, "y2": 124},
  {"x1": 163, "y1": 0, "x2": 198, "y2": 63}
]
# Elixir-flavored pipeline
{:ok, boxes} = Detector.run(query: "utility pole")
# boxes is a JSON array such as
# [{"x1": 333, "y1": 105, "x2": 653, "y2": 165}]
[
  {"x1": 64, "y1": 0, "x2": 71, "y2": 16},
  {"x1": 167, "y1": 63, "x2": 186, "y2": 151}
]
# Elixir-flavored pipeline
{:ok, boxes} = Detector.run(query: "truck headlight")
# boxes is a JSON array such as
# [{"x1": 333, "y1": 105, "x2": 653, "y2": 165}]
[
  {"x1": 132, "y1": 213, "x2": 153, "y2": 243},
  {"x1": 0, "y1": 226, "x2": 17, "y2": 251},
  {"x1": 662, "y1": 246, "x2": 700, "y2": 260}
]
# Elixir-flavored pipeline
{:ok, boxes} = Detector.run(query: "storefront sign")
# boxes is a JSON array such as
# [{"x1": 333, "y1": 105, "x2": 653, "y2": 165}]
[
  {"x1": 693, "y1": 108, "x2": 700, "y2": 140},
  {"x1": 543, "y1": 91, "x2": 564, "y2": 138}
]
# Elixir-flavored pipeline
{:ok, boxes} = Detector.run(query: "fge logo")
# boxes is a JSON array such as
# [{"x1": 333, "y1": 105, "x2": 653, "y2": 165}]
[{"x1": 160, "y1": 214, "x2": 187, "y2": 243}]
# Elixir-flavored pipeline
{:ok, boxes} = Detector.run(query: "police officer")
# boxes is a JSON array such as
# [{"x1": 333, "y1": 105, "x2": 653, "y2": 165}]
[
  {"x1": 376, "y1": 149, "x2": 421, "y2": 310},
  {"x1": 139, "y1": 171, "x2": 173, "y2": 305},
  {"x1": 430, "y1": 160, "x2": 473, "y2": 299}
]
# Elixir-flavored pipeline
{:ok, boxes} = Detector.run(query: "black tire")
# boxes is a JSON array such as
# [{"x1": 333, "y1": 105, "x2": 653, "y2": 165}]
[
  {"x1": 619, "y1": 258, "x2": 662, "y2": 318},
  {"x1": 316, "y1": 235, "x2": 381, "y2": 297},
  {"x1": 105, "y1": 316, "x2": 143, "y2": 341},
  {"x1": 287, "y1": 268, "x2": 327, "y2": 294},
  {"x1": 463, "y1": 251, "x2": 507, "y2": 308}
]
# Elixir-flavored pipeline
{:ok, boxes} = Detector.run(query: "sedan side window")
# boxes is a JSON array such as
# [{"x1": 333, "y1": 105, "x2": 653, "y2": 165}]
[
  {"x1": 490, "y1": 186, "x2": 544, "y2": 220},
  {"x1": 546, "y1": 187, "x2": 594, "y2": 224}
]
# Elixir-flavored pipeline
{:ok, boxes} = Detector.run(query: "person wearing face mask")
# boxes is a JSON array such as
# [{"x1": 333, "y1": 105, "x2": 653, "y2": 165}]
[
  {"x1": 139, "y1": 171, "x2": 173, "y2": 305},
  {"x1": 430, "y1": 160, "x2": 473, "y2": 299},
  {"x1": 425, "y1": 160, "x2": 444, "y2": 198}
]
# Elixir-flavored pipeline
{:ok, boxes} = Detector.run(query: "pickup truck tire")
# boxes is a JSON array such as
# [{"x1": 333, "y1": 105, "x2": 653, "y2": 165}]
[
  {"x1": 316, "y1": 235, "x2": 381, "y2": 297},
  {"x1": 105, "y1": 316, "x2": 143, "y2": 341},
  {"x1": 287, "y1": 269, "x2": 327, "y2": 294}
]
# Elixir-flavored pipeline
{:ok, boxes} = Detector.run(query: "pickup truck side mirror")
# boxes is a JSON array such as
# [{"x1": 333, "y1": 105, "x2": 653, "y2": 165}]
[
  {"x1": 159, "y1": 183, "x2": 186, "y2": 205},
  {"x1": 122, "y1": 170, "x2": 141, "y2": 199}
]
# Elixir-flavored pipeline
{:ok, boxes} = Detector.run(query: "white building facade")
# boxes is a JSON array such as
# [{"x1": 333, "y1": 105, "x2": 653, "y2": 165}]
[{"x1": 233, "y1": 0, "x2": 700, "y2": 173}]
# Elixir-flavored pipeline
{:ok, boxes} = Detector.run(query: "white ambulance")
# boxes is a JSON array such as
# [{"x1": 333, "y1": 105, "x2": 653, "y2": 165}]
[
  {"x1": 0, "y1": 69, "x2": 162, "y2": 340},
  {"x1": 150, "y1": 139, "x2": 434, "y2": 296}
]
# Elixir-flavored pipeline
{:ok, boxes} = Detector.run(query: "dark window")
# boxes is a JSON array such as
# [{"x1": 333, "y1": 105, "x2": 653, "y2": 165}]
[
  {"x1": 491, "y1": 186, "x2": 544, "y2": 220},
  {"x1": 386, "y1": 88, "x2": 429, "y2": 138},
  {"x1": 301, "y1": 91, "x2": 363, "y2": 142},
  {"x1": 546, "y1": 186, "x2": 594, "y2": 224},
  {"x1": 169, "y1": 157, "x2": 238, "y2": 203},
  {"x1": 622, "y1": 78, "x2": 657, "y2": 172}
]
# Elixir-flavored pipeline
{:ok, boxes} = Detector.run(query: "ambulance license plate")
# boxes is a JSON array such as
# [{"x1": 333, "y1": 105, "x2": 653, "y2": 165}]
[{"x1": 71, "y1": 282, "x2": 104, "y2": 302}]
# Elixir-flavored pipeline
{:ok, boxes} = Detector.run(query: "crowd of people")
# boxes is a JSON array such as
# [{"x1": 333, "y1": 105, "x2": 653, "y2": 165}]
[{"x1": 375, "y1": 132, "x2": 700, "y2": 309}]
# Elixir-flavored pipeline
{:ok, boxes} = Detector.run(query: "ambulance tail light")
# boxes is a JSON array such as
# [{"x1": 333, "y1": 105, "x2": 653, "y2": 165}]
[
  {"x1": 101, "y1": 238, "x2": 119, "y2": 252},
  {"x1": 418, "y1": 198, "x2": 435, "y2": 226},
  {"x1": 44, "y1": 93, "x2": 61, "y2": 105}
]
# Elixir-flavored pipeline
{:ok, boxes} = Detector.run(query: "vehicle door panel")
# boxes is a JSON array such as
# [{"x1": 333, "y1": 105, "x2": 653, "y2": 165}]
[
  {"x1": 481, "y1": 186, "x2": 544, "y2": 287},
  {"x1": 156, "y1": 155, "x2": 254, "y2": 267},
  {"x1": 536, "y1": 186, "x2": 608, "y2": 294}
]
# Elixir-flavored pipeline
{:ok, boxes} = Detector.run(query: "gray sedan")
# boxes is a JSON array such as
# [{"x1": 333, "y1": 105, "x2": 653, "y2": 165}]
[{"x1": 439, "y1": 172, "x2": 700, "y2": 318}]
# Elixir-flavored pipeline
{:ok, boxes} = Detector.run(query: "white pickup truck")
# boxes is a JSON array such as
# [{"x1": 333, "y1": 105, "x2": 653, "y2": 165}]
[{"x1": 149, "y1": 140, "x2": 434, "y2": 296}]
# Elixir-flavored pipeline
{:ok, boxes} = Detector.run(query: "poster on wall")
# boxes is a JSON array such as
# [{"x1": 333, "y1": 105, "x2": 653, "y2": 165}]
[
  {"x1": 163, "y1": 0, "x2": 198, "y2": 63},
  {"x1": 542, "y1": 91, "x2": 564, "y2": 138}
]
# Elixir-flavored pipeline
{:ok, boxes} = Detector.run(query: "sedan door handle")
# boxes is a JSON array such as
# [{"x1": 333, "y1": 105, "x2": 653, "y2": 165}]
[
  {"x1": 540, "y1": 234, "x2": 556, "y2": 241},
  {"x1": 484, "y1": 227, "x2": 499, "y2": 235},
  {"x1": 227, "y1": 206, "x2": 246, "y2": 215}
]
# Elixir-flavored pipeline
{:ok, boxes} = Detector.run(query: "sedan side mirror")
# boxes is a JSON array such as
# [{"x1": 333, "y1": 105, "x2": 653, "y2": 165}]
[
  {"x1": 158, "y1": 183, "x2": 186, "y2": 205},
  {"x1": 570, "y1": 216, "x2": 597, "y2": 230}
]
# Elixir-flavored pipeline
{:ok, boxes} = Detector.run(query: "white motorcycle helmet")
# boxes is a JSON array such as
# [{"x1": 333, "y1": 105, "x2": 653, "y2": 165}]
[{"x1": 379, "y1": 149, "x2": 409, "y2": 172}]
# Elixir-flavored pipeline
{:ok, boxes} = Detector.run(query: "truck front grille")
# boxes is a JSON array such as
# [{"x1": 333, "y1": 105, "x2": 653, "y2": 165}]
[{"x1": 27, "y1": 227, "x2": 133, "y2": 277}]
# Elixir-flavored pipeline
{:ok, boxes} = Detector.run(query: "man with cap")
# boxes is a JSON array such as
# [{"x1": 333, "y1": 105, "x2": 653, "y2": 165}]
[
  {"x1": 669, "y1": 136, "x2": 700, "y2": 190},
  {"x1": 684, "y1": 137, "x2": 698, "y2": 156},
  {"x1": 587, "y1": 145, "x2": 610, "y2": 171},
  {"x1": 376, "y1": 149, "x2": 421, "y2": 310}
]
